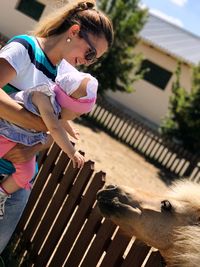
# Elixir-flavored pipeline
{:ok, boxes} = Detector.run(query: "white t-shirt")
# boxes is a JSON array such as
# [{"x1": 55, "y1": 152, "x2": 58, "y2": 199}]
[{"x1": 0, "y1": 34, "x2": 58, "y2": 93}]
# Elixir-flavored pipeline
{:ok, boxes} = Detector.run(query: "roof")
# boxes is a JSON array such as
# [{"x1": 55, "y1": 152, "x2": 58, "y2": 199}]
[{"x1": 139, "y1": 14, "x2": 200, "y2": 65}]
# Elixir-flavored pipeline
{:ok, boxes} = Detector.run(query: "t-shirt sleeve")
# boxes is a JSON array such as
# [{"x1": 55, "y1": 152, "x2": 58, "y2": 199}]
[{"x1": 0, "y1": 42, "x2": 30, "y2": 75}]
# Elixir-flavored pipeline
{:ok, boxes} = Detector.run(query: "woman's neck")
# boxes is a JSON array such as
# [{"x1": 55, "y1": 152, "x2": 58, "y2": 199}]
[{"x1": 36, "y1": 35, "x2": 63, "y2": 66}]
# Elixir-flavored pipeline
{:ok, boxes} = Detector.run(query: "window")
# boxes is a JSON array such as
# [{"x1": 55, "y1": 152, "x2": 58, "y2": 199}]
[
  {"x1": 140, "y1": 59, "x2": 172, "y2": 90},
  {"x1": 16, "y1": 0, "x2": 45, "y2": 21}
]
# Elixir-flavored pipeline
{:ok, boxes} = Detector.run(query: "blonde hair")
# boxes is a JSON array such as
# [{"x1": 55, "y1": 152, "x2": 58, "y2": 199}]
[{"x1": 33, "y1": 1, "x2": 113, "y2": 47}]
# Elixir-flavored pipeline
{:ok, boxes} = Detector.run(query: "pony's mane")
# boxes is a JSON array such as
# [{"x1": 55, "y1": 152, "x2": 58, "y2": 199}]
[
  {"x1": 167, "y1": 225, "x2": 200, "y2": 267},
  {"x1": 167, "y1": 180, "x2": 200, "y2": 209},
  {"x1": 165, "y1": 180, "x2": 200, "y2": 267}
]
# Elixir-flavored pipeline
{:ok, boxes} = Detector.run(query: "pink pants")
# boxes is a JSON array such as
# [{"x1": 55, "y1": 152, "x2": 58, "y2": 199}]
[{"x1": 0, "y1": 136, "x2": 35, "y2": 189}]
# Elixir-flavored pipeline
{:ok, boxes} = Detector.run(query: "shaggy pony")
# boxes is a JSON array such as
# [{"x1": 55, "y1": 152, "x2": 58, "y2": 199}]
[
  {"x1": 97, "y1": 179, "x2": 200, "y2": 267},
  {"x1": 166, "y1": 181, "x2": 200, "y2": 267}
]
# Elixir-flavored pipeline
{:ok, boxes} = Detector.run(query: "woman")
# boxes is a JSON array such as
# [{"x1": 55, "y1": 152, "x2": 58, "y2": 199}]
[{"x1": 0, "y1": 0, "x2": 114, "y2": 252}]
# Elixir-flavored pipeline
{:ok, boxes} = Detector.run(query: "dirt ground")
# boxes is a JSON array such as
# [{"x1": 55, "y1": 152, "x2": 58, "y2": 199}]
[{"x1": 73, "y1": 120, "x2": 168, "y2": 194}]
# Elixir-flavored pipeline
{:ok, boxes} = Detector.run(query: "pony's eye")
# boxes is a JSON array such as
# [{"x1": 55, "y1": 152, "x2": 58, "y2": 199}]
[{"x1": 161, "y1": 200, "x2": 172, "y2": 211}]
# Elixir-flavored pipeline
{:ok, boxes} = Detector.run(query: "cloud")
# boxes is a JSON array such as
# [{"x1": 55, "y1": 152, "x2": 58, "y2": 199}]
[
  {"x1": 149, "y1": 9, "x2": 184, "y2": 27},
  {"x1": 139, "y1": 3, "x2": 147, "y2": 9},
  {"x1": 170, "y1": 0, "x2": 188, "y2": 7}
]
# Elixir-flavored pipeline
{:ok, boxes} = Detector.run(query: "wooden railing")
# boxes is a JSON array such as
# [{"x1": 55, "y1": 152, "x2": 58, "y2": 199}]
[{"x1": 3, "y1": 143, "x2": 163, "y2": 267}]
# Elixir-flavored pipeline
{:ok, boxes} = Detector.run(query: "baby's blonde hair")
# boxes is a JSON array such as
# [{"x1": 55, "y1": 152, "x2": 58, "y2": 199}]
[{"x1": 33, "y1": 1, "x2": 113, "y2": 47}]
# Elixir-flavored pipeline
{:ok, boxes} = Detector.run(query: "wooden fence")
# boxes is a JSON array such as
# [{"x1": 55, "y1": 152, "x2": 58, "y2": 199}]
[
  {"x1": 85, "y1": 96, "x2": 200, "y2": 181},
  {"x1": 2, "y1": 143, "x2": 164, "y2": 267}
]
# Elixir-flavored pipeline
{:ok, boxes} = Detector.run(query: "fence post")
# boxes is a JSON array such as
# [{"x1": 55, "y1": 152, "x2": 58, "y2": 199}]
[{"x1": 184, "y1": 156, "x2": 199, "y2": 177}]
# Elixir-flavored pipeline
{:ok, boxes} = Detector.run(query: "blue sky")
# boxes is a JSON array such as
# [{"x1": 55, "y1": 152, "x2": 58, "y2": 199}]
[{"x1": 141, "y1": 0, "x2": 200, "y2": 37}]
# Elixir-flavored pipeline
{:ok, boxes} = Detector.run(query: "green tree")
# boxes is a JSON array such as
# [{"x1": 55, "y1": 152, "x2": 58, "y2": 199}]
[
  {"x1": 84, "y1": 0, "x2": 147, "y2": 94},
  {"x1": 160, "y1": 63, "x2": 200, "y2": 153}
]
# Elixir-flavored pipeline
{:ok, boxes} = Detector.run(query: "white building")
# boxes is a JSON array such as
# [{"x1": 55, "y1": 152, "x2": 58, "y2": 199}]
[
  {"x1": 0, "y1": 0, "x2": 61, "y2": 38},
  {"x1": 107, "y1": 14, "x2": 200, "y2": 126}
]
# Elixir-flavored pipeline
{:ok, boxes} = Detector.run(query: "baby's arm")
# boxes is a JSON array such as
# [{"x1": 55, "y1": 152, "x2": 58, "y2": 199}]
[
  {"x1": 32, "y1": 91, "x2": 85, "y2": 168},
  {"x1": 60, "y1": 120, "x2": 80, "y2": 140}
]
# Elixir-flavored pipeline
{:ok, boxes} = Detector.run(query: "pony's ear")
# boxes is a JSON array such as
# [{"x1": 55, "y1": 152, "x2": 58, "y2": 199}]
[{"x1": 195, "y1": 216, "x2": 200, "y2": 225}]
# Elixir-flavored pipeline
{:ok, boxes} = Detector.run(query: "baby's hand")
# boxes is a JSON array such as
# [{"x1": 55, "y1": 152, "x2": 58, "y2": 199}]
[{"x1": 70, "y1": 151, "x2": 85, "y2": 168}]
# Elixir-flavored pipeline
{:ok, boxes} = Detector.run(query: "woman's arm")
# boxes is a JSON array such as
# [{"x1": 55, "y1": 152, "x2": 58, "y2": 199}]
[
  {"x1": 32, "y1": 91, "x2": 85, "y2": 168},
  {"x1": 0, "y1": 58, "x2": 47, "y2": 131}
]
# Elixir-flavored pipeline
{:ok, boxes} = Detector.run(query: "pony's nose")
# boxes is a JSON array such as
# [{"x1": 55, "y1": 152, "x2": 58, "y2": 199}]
[
  {"x1": 105, "y1": 185, "x2": 118, "y2": 191},
  {"x1": 97, "y1": 185, "x2": 118, "y2": 201}
]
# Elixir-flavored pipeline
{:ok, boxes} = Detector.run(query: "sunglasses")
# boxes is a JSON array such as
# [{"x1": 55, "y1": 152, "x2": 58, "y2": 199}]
[{"x1": 79, "y1": 30, "x2": 97, "y2": 63}]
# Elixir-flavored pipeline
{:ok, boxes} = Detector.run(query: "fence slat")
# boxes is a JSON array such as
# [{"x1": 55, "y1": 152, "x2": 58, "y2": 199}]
[
  {"x1": 64, "y1": 206, "x2": 103, "y2": 267},
  {"x1": 121, "y1": 239, "x2": 150, "y2": 267},
  {"x1": 48, "y1": 172, "x2": 106, "y2": 267},
  {"x1": 99, "y1": 228, "x2": 132, "y2": 267},
  {"x1": 145, "y1": 251, "x2": 164, "y2": 267},
  {"x1": 15, "y1": 143, "x2": 61, "y2": 233},
  {"x1": 28, "y1": 160, "x2": 81, "y2": 258},
  {"x1": 34, "y1": 161, "x2": 95, "y2": 267},
  {"x1": 80, "y1": 219, "x2": 117, "y2": 267},
  {"x1": 14, "y1": 150, "x2": 70, "y2": 258}
]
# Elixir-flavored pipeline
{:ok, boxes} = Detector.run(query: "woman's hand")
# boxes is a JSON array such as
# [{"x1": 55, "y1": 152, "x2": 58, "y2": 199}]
[{"x1": 3, "y1": 135, "x2": 53, "y2": 163}]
